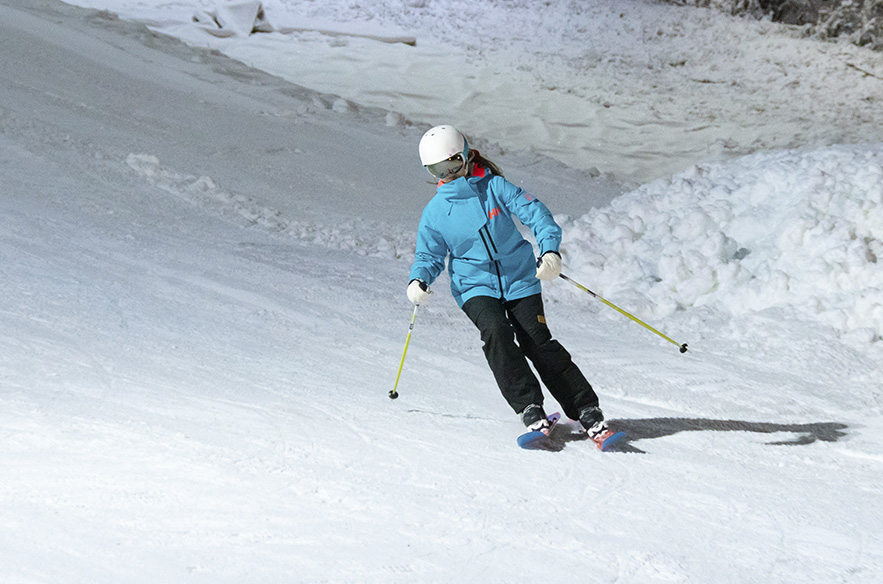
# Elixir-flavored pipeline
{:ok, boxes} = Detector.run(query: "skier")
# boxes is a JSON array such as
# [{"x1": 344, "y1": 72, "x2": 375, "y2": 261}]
[{"x1": 407, "y1": 125, "x2": 613, "y2": 442}]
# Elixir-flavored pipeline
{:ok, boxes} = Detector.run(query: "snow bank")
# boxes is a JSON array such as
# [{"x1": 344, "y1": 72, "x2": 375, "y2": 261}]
[{"x1": 564, "y1": 144, "x2": 883, "y2": 342}]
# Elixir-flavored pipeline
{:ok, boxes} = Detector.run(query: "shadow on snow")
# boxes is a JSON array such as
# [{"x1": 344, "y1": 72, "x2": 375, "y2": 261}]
[
  {"x1": 609, "y1": 417, "x2": 850, "y2": 454},
  {"x1": 538, "y1": 418, "x2": 849, "y2": 453}
]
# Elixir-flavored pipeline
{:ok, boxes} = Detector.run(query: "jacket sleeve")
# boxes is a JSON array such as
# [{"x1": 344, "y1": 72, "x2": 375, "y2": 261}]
[
  {"x1": 494, "y1": 177, "x2": 562, "y2": 256},
  {"x1": 409, "y1": 211, "x2": 448, "y2": 285}
]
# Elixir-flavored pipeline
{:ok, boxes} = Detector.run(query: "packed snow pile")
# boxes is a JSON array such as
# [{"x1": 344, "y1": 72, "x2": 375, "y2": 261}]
[
  {"x1": 191, "y1": 1, "x2": 274, "y2": 38},
  {"x1": 563, "y1": 144, "x2": 883, "y2": 343}
]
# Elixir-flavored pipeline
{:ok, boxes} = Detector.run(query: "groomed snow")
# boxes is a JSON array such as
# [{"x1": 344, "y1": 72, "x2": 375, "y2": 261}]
[{"x1": 2, "y1": 1, "x2": 882, "y2": 583}]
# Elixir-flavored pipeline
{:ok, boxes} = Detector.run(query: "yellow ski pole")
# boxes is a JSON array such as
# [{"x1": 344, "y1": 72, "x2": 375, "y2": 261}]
[
  {"x1": 559, "y1": 273, "x2": 688, "y2": 353},
  {"x1": 389, "y1": 304, "x2": 419, "y2": 399}
]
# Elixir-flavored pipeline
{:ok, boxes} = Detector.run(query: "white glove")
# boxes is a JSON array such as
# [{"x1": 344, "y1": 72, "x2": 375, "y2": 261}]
[
  {"x1": 407, "y1": 279, "x2": 432, "y2": 305},
  {"x1": 535, "y1": 252, "x2": 562, "y2": 281}
]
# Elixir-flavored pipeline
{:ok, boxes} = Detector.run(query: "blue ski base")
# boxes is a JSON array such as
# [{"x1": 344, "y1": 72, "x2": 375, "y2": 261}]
[
  {"x1": 516, "y1": 412, "x2": 561, "y2": 450},
  {"x1": 596, "y1": 431, "x2": 627, "y2": 452}
]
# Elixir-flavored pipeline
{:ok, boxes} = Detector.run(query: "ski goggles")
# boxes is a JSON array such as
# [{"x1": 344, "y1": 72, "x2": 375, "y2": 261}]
[{"x1": 425, "y1": 152, "x2": 466, "y2": 180}]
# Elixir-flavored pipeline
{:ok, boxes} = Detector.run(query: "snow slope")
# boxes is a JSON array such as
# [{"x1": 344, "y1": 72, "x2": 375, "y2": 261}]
[
  {"x1": 61, "y1": 0, "x2": 883, "y2": 184},
  {"x1": 1, "y1": 1, "x2": 882, "y2": 583}
]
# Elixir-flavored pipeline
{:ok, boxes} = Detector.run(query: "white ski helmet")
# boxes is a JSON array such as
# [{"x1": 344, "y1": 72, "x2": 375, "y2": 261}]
[{"x1": 419, "y1": 125, "x2": 469, "y2": 167}]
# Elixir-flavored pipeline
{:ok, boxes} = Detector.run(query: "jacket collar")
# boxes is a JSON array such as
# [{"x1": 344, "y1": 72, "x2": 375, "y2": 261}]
[{"x1": 436, "y1": 164, "x2": 487, "y2": 188}]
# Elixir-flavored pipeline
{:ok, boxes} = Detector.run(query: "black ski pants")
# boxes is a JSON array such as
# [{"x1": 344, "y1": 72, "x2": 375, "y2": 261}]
[{"x1": 461, "y1": 293, "x2": 598, "y2": 421}]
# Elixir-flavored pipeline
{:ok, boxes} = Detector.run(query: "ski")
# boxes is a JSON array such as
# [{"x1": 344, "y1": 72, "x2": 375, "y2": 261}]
[
  {"x1": 516, "y1": 412, "x2": 561, "y2": 450},
  {"x1": 518, "y1": 413, "x2": 627, "y2": 451},
  {"x1": 590, "y1": 429, "x2": 627, "y2": 452}
]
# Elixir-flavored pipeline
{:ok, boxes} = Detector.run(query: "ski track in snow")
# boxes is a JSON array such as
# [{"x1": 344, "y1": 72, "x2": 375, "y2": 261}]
[{"x1": 1, "y1": 0, "x2": 882, "y2": 582}]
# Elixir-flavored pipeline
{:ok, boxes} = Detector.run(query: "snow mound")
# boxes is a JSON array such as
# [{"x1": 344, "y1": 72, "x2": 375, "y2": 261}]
[
  {"x1": 192, "y1": 1, "x2": 274, "y2": 38},
  {"x1": 564, "y1": 144, "x2": 883, "y2": 342}
]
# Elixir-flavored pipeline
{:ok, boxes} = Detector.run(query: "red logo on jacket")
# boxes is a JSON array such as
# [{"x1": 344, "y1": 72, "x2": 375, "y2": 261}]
[{"x1": 489, "y1": 207, "x2": 501, "y2": 220}]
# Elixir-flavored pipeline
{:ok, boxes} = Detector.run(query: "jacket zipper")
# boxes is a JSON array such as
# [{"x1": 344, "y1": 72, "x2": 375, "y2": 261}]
[{"x1": 479, "y1": 226, "x2": 504, "y2": 298}]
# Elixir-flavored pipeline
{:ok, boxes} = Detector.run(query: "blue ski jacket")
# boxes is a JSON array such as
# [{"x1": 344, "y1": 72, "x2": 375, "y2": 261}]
[{"x1": 409, "y1": 166, "x2": 561, "y2": 307}]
